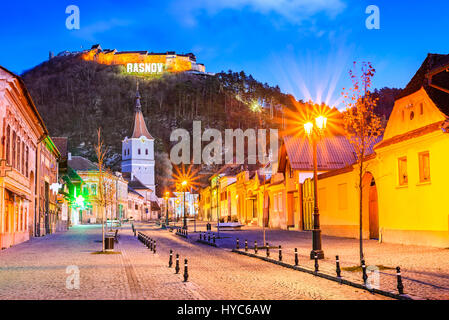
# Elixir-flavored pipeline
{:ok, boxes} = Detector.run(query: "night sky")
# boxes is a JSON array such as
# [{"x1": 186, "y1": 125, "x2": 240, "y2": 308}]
[{"x1": 2, "y1": 0, "x2": 448, "y2": 108}]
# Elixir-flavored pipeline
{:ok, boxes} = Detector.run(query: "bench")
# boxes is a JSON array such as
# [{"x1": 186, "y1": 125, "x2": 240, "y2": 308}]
[{"x1": 215, "y1": 222, "x2": 245, "y2": 231}]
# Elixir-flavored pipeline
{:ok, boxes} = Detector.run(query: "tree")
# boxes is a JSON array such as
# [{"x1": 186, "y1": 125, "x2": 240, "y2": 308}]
[
  {"x1": 95, "y1": 128, "x2": 107, "y2": 252},
  {"x1": 341, "y1": 62, "x2": 383, "y2": 264}
]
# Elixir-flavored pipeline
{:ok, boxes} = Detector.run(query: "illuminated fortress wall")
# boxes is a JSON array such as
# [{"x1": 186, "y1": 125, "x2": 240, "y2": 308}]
[{"x1": 79, "y1": 45, "x2": 206, "y2": 73}]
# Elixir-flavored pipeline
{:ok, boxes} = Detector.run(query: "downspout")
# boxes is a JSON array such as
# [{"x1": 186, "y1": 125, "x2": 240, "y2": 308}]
[{"x1": 35, "y1": 133, "x2": 47, "y2": 237}]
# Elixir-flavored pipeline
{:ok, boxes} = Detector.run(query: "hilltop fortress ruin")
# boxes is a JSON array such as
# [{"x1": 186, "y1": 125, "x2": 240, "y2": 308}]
[{"x1": 60, "y1": 44, "x2": 207, "y2": 74}]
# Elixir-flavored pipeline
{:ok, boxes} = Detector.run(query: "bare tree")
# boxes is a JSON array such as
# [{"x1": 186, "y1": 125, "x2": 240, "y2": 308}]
[
  {"x1": 95, "y1": 128, "x2": 107, "y2": 252},
  {"x1": 342, "y1": 62, "x2": 383, "y2": 264}
]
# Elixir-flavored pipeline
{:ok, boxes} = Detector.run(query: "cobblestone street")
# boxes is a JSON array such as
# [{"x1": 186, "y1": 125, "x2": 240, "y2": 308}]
[
  {"x1": 181, "y1": 221, "x2": 449, "y2": 300},
  {"x1": 0, "y1": 224, "x2": 389, "y2": 300}
]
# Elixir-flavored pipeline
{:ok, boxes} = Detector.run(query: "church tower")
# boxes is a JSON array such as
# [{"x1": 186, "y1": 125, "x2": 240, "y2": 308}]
[{"x1": 121, "y1": 84, "x2": 156, "y2": 193}]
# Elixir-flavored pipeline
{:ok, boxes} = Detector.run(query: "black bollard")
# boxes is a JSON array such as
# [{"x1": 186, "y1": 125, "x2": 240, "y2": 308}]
[
  {"x1": 183, "y1": 259, "x2": 189, "y2": 282},
  {"x1": 336, "y1": 255, "x2": 341, "y2": 278},
  {"x1": 254, "y1": 241, "x2": 258, "y2": 254},
  {"x1": 396, "y1": 267, "x2": 404, "y2": 294},
  {"x1": 361, "y1": 260, "x2": 368, "y2": 285},
  {"x1": 278, "y1": 245, "x2": 282, "y2": 262},
  {"x1": 236, "y1": 238, "x2": 240, "y2": 250},
  {"x1": 208, "y1": 233, "x2": 211, "y2": 242},
  {"x1": 213, "y1": 234, "x2": 216, "y2": 244},
  {"x1": 294, "y1": 248, "x2": 299, "y2": 266},
  {"x1": 314, "y1": 253, "x2": 319, "y2": 272},
  {"x1": 199, "y1": 233, "x2": 202, "y2": 241},
  {"x1": 150, "y1": 239, "x2": 153, "y2": 250},
  {"x1": 169, "y1": 250, "x2": 173, "y2": 267},
  {"x1": 245, "y1": 240, "x2": 248, "y2": 252},
  {"x1": 175, "y1": 254, "x2": 180, "y2": 274},
  {"x1": 153, "y1": 240, "x2": 157, "y2": 254},
  {"x1": 266, "y1": 243, "x2": 270, "y2": 258}
]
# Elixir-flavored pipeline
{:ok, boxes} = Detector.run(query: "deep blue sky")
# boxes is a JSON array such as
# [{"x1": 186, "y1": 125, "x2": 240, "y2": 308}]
[{"x1": 1, "y1": 0, "x2": 448, "y2": 108}]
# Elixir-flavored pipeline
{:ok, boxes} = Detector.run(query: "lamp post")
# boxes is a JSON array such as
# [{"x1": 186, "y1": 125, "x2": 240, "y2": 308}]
[
  {"x1": 164, "y1": 191, "x2": 170, "y2": 228},
  {"x1": 304, "y1": 115, "x2": 327, "y2": 260},
  {"x1": 182, "y1": 180, "x2": 187, "y2": 229}
]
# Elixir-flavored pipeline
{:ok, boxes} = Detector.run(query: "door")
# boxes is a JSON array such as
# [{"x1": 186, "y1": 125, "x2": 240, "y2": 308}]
[
  {"x1": 369, "y1": 180, "x2": 379, "y2": 239},
  {"x1": 302, "y1": 178, "x2": 314, "y2": 230}
]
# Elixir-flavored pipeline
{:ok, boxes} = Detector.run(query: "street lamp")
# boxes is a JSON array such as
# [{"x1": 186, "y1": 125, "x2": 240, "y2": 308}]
[
  {"x1": 181, "y1": 180, "x2": 188, "y2": 229},
  {"x1": 304, "y1": 114, "x2": 327, "y2": 260},
  {"x1": 164, "y1": 191, "x2": 170, "y2": 228}
]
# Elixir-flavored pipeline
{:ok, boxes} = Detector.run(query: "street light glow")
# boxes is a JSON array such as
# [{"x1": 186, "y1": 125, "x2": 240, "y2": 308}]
[
  {"x1": 315, "y1": 115, "x2": 327, "y2": 130},
  {"x1": 304, "y1": 122, "x2": 314, "y2": 136}
]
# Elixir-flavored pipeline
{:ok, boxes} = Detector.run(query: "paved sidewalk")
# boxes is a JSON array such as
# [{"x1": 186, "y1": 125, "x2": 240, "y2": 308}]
[{"x1": 181, "y1": 221, "x2": 449, "y2": 300}]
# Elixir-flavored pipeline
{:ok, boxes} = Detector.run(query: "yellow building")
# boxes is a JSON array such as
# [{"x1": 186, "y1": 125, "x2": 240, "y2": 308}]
[{"x1": 317, "y1": 53, "x2": 449, "y2": 247}]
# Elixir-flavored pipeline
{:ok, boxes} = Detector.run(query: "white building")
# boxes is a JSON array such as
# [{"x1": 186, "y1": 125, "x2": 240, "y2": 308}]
[{"x1": 121, "y1": 85, "x2": 156, "y2": 193}]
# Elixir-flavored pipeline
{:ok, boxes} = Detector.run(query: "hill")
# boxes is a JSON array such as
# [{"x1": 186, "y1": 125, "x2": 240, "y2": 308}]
[{"x1": 21, "y1": 54, "x2": 295, "y2": 195}]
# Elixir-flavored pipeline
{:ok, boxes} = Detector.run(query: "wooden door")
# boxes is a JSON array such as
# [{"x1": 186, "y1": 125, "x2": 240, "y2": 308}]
[
  {"x1": 302, "y1": 178, "x2": 314, "y2": 230},
  {"x1": 369, "y1": 183, "x2": 379, "y2": 239}
]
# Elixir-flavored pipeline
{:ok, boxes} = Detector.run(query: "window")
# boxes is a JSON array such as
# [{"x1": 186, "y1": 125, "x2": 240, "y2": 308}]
[
  {"x1": 91, "y1": 184, "x2": 97, "y2": 195},
  {"x1": 401, "y1": 110, "x2": 405, "y2": 121},
  {"x1": 419, "y1": 152, "x2": 430, "y2": 182},
  {"x1": 145, "y1": 149, "x2": 148, "y2": 155},
  {"x1": 5, "y1": 125, "x2": 10, "y2": 164},
  {"x1": 289, "y1": 164, "x2": 293, "y2": 178},
  {"x1": 420, "y1": 103, "x2": 424, "y2": 115},
  {"x1": 22, "y1": 141, "x2": 25, "y2": 175},
  {"x1": 138, "y1": 149, "x2": 141, "y2": 155},
  {"x1": 410, "y1": 111, "x2": 414, "y2": 120},
  {"x1": 12, "y1": 131, "x2": 16, "y2": 168},
  {"x1": 398, "y1": 157, "x2": 408, "y2": 186},
  {"x1": 17, "y1": 137, "x2": 21, "y2": 172},
  {"x1": 25, "y1": 146, "x2": 29, "y2": 177}
]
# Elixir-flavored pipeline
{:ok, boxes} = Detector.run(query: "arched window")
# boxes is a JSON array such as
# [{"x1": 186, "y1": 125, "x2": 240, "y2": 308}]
[
  {"x1": 138, "y1": 149, "x2": 141, "y2": 155},
  {"x1": 145, "y1": 149, "x2": 148, "y2": 155},
  {"x1": 5, "y1": 125, "x2": 10, "y2": 164},
  {"x1": 12, "y1": 131, "x2": 16, "y2": 168}
]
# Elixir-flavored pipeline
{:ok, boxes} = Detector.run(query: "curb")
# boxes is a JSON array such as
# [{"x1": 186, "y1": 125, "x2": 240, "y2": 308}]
[
  {"x1": 196, "y1": 239, "x2": 218, "y2": 247},
  {"x1": 232, "y1": 249, "x2": 413, "y2": 300}
]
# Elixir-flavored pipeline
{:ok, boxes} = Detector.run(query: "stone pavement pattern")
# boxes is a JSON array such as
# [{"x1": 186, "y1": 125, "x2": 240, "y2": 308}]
[
  {"x1": 0, "y1": 224, "x2": 388, "y2": 300},
  {"x1": 182, "y1": 221, "x2": 449, "y2": 300}
]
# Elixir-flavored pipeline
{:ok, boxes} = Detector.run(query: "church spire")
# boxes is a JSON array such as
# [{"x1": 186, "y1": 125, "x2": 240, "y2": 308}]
[{"x1": 131, "y1": 81, "x2": 153, "y2": 139}]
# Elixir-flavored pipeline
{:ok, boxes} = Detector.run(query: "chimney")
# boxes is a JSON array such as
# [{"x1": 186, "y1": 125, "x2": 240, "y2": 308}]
[{"x1": 68, "y1": 152, "x2": 72, "y2": 161}]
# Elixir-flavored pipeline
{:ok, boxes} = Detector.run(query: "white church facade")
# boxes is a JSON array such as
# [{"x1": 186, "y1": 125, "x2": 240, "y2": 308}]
[{"x1": 121, "y1": 85, "x2": 156, "y2": 194}]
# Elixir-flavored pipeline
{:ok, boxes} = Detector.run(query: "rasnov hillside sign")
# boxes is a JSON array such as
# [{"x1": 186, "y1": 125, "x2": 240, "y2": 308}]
[{"x1": 126, "y1": 63, "x2": 164, "y2": 73}]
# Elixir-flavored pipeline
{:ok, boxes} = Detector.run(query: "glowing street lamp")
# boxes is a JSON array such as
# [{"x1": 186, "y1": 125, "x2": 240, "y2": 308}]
[
  {"x1": 304, "y1": 114, "x2": 327, "y2": 260},
  {"x1": 164, "y1": 191, "x2": 170, "y2": 228}
]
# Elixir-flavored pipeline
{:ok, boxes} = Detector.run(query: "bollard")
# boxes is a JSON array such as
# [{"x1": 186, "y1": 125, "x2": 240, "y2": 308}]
[
  {"x1": 153, "y1": 240, "x2": 157, "y2": 254},
  {"x1": 254, "y1": 241, "x2": 258, "y2": 254},
  {"x1": 278, "y1": 245, "x2": 282, "y2": 262},
  {"x1": 396, "y1": 267, "x2": 404, "y2": 295},
  {"x1": 294, "y1": 248, "x2": 299, "y2": 266},
  {"x1": 336, "y1": 255, "x2": 341, "y2": 278},
  {"x1": 150, "y1": 239, "x2": 153, "y2": 250},
  {"x1": 208, "y1": 233, "x2": 211, "y2": 242},
  {"x1": 266, "y1": 243, "x2": 270, "y2": 258},
  {"x1": 213, "y1": 234, "x2": 216, "y2": 244},
  {"x1": 183, "y1": 259, "x2": 189, "y2": 282},
  {"x1": 361, "y1": 260, "x2": 368, "y2": 285},
  {"x1": 175, "y1": 254, "x2": 180, "y2": 274},
  {"x1": 245, "y1": 240, "x2": 248, "y2": 252},
  {"x1": 236, "y1": 238, "x2": 240, "y2": 250},
  {"x1": 168, "y1": 250, "x2": 173, "y2": 268},
  {"x1": 314, "y1": 253, "x2": 319, "y2": 272},
  {"x1": 200, "y1": 233, "x2": 202, "y2": 241}
]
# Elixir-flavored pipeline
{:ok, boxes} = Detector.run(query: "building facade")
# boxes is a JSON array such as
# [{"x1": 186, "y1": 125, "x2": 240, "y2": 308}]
[{"x1": 121, "y1": 86, "x2": 156, "y2": 193}]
